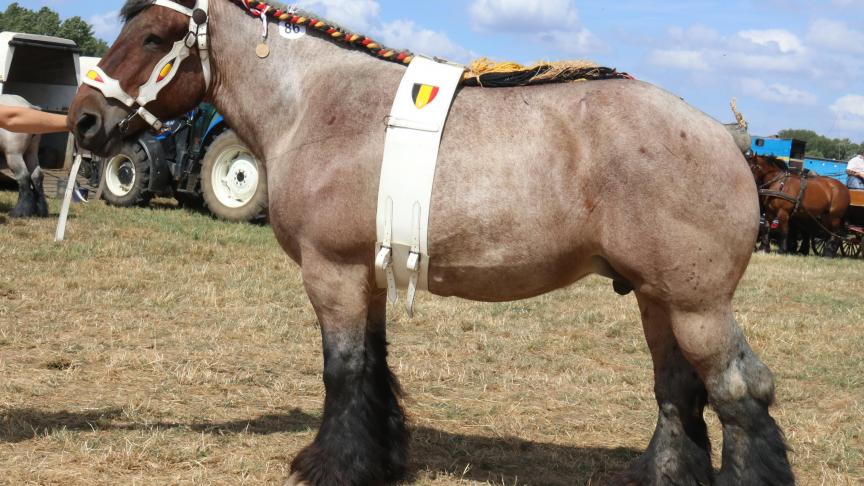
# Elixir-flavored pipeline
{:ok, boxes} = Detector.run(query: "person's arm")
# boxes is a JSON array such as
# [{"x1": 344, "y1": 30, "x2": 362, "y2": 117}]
[{"x1": 0, "y1": 105, "x2": 68, "y2": 134}]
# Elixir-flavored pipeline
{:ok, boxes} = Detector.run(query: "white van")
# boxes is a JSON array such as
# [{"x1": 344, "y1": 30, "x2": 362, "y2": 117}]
[{"x1": 0, "y1": 32, "x2": 81, "y2": 170}]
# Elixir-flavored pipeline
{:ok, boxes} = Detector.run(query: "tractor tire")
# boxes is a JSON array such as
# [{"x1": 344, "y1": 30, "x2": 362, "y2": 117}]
[
  {"x1": 101, "y1": 142, "x2": 151, "y2": 207},
  {"x1": 200, "y1": 130, "x2": 267, "y2": 222}
]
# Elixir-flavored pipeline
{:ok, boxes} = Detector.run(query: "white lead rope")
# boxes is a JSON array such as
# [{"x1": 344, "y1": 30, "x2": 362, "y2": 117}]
[{"x1": 55, "y1": 154, "x2": 83, "y2": 242}]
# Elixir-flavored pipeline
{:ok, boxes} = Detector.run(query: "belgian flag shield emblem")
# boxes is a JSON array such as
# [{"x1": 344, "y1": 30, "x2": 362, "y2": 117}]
[{"x1": 412, "y1": 84, "x2": 440, "y2": 109}]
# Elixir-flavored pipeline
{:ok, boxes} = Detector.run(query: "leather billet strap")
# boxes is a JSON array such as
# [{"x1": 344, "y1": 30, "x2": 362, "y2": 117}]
[{"x1": 81, "y1": 0, "x2": 210, "y2": 133}]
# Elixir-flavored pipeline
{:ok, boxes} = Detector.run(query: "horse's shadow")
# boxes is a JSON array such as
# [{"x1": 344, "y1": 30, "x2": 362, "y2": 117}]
[{"x1": 0, "y1": 407, "x2": 638, "y2": 484}]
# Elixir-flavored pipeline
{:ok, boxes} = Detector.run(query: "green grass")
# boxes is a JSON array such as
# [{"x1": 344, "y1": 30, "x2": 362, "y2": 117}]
[{"x1": 0, "y1": 191, "x2": 862, "y2": 485}]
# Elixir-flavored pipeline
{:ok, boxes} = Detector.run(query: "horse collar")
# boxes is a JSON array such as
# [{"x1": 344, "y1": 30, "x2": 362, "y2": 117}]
[{"x1": 81, "y1": 0, "x2": 211, "y2": 134}]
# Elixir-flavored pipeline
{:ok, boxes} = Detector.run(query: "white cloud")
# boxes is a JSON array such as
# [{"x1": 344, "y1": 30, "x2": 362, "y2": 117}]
[
  {"x1": 293, "y1": 0, "x2": 472, "y2": 61},
  {"x1": 807, "y1": 19, "x2": 864, "y2": 54},
  {"x1": 737, "y1": 29, "x2": 804, "y2": 54},
  {"x1": 375, "y1": 20, "x2": 474, "y2": 63},
  {"x1": 468, "y1": 0, "x2": 603, "y2": 55},
  {"x1": 739, "y1": 78, "x2": 819, "y2": 105},
  {"x1": 469, "y1": 0, "x2": 580, "y2": 32},
  {"x1": 646, "y1": 26, "x2": 810, "y2": 74},
  {"x1": 832, "y1": 95, "x2": 864, "y2": 117},
  {"x1": 830, "y1": 95, "x2": 864, "y2": 131},
  {"x1": 295, "y1": 0, "x2": 381, "y2": 32},
  {"x1": 89, "y1": 10, "x2": 122, "y2": 42}
]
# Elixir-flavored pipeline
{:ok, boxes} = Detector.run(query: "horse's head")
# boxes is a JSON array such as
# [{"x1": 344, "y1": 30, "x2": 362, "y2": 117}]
[
  {"x1": 747, "y1": 154, "x2": 785, "y2": 185},
  {"x1": 69, "y1": 0, "x2": 211, "y2": 155}
]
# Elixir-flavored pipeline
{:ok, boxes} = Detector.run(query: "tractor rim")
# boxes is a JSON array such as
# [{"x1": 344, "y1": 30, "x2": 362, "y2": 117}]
[
  {"x1": 211, "y1": 145, "x2": 260, "y2": 209},
  {"x1": 105, "y1": 154, "x2": 136, "y2": 197}
]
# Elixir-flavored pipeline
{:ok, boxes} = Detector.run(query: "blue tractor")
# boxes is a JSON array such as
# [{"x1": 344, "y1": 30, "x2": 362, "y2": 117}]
[{"x1": 95, "y1": 103, "x2": 267, "y2": 222}]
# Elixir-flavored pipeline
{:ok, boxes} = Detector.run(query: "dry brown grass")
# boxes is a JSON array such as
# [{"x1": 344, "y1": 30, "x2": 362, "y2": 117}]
[{"x1": 0, "y1": 190, "x2": 862, "y2": 485}]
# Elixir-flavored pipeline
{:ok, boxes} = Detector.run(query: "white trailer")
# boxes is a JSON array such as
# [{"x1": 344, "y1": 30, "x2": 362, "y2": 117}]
[{"x1": 0, "y1": 32, "x2": 81, "y2": 171}]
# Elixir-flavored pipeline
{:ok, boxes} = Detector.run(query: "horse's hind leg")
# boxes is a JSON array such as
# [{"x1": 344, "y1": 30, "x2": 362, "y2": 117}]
[
  {"x1": 669, "y1": 304, "x2": 794, "y2": 485},
  {"x1": 289, "y1": 255, "x2": 409, "y2": 486},
  {"x1": 613, "y1": 296, "x2": 712, "y2": 485},
  {"x1": 6, "y1": 152, "x2": 37, "y2": 218},
  {"x1": 24, "y1": 135, "x2": 48, "y2": 217}
]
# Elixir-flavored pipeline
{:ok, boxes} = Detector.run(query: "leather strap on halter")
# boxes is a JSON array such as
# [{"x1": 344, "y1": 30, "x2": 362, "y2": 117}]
[
  {"x1": 758, "y1": 171, "x2": 808, "y2": 213},
  {"x1": 81, "y1": 0, "x2": 211, "y2": 134}
]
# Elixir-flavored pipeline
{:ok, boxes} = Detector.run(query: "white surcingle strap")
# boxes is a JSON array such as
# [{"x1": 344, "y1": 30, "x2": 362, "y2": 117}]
[
  {"x1": 375, "y1": 56, "x2": 466, "y2": 318},
  {"x1": 81, "y1": 0, "x2": 211, "y2": 133}
]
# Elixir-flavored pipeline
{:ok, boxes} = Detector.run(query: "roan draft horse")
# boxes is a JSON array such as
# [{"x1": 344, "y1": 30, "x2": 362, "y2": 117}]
[
  {"x1": 68, "y1": 0, "x2": 795, "y2": 484},
  {"x1": 750, "y1": 154, "x2": 850, "y2": 256},
  {"x1": 0, "y1": 94, "x2": 48, "y2": 218}
]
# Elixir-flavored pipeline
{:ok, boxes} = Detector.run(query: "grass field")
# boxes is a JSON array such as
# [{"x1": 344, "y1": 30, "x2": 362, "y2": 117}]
[{"x1": 1, "y1": 191, "x2": 862, "y2": 485}]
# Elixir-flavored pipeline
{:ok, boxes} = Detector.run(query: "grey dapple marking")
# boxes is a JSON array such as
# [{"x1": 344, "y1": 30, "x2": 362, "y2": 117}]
[
  {"x1": 0, "y1": 94, "x2": 47, "y2": 218},
  {"x1": 68, "y1": 1, "x2": 795, "y2": 484}
]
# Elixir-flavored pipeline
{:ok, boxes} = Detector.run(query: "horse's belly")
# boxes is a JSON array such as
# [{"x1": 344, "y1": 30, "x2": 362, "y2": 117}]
[{"x1": 427, "y1": 253, "x2": 597, "y2": 302}]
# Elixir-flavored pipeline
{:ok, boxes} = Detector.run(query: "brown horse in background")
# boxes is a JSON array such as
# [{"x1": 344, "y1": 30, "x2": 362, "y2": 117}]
[{"x1": 749, "y1": 155, "x2": 850, "y2": 255}]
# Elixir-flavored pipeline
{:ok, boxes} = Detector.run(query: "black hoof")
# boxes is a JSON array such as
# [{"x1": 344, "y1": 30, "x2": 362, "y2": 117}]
[
  {"x1": 609, "y1": 449, "x2": 711, "y2": 486},
  {"x1": 9, "y1": 199, "x2": 37, "y2": 218},
  {"x1": 35, "y1": 194, "x2": 49, "y2": 218},
  {"x1": 291, "y1": 440, "x2": 406, "y2": 486}
]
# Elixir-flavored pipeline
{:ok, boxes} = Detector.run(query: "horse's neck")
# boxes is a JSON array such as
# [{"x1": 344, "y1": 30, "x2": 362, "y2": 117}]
[
  {"x1": 206, "y1": 0, "x2": 400, "y2": 160},
  {"x1": 762, "y1": 163, "x2": 785, "y2": 180}
]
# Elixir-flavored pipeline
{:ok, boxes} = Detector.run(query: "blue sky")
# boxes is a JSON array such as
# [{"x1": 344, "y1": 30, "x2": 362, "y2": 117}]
[{"x1": 8, "y1": 0, "x2": 864, "y2": 142}]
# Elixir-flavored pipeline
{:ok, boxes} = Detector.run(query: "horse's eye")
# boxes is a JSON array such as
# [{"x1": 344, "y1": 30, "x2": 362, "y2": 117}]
[{"x1": 144, "y1": 34, "x2": 165, "y2": 49}]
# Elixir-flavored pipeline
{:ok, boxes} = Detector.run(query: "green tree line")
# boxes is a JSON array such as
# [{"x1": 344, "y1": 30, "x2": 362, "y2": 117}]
[
  {"x1": 0, "y1": 3, "x2": 108, "y2": 56},
  {"x1": 776, "y1": 129, "x2": 863, "y2": 160}
]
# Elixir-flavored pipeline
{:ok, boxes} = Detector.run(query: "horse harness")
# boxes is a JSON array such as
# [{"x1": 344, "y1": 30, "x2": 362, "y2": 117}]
[
  {"x1": 81, "y1": 0, "x2": 211, "y2": 135},
  {"x1": 759, "y1": 171, "x2": 808, "y2": 215}
]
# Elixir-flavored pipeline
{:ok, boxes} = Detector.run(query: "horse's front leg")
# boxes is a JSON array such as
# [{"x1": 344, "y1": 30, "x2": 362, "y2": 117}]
[
  {"x1": 776, "y1": 212, "x2": 791, "y2": 255},
  {"x1": 289, "y1": 256, "x2": 409, "y2": 486}
]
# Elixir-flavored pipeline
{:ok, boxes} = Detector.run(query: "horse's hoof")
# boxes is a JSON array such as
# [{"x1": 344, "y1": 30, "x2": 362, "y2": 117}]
[
  {"x1": 35, "y1": 197, "x2": 49, "y2": 218},
  {"x1": 8, "y1": 207, "x2": 33, "y2": 218},
  {"x1": 284, "y1": 473, "x2": 311, "y2": 486}
]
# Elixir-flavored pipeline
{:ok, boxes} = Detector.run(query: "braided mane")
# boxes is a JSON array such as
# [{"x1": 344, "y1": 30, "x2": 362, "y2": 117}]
[
  {"x1": 231, "y1": 0, "x2": 415, "y2": 65},
  {"x1": 120, "y1": 0, "x2": 633, "y2": 86},
  {"x1": 119, "y1": 0, "x2": 414, "y2": 64}
]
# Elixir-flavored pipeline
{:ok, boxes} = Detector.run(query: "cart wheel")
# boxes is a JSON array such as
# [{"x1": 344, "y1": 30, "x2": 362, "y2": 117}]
[
  {"x1": 847, "y1": 236, "x2": 864, "y2": 259},
  {"x1": 811, "y1": 237, "x2": 828, "y2": 257},
  {"x1": 200, "y1": 130, "x2": 267, "y2": 222},
  {"x1": 101, "y1": 142, "x2": 151, "y2": 207}
]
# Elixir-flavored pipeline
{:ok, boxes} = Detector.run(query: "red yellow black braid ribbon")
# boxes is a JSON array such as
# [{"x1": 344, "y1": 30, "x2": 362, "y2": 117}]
[{"x1": 234, "y1": 0, "x2": 414, "y2": 65}]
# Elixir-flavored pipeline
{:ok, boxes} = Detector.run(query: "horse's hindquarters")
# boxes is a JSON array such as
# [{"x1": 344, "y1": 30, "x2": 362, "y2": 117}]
[{"x1": 425, "y1": 81, "x2": 758, "y2": 305}]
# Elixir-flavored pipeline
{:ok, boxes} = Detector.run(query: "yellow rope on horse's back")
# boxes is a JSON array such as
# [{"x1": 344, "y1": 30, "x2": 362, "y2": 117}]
[{"x1": 463, "y1": 57, "x2": 618, "y2": 87}]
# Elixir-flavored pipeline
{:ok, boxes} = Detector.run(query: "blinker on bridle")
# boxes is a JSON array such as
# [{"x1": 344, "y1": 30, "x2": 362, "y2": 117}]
[{"x1": 81, "y1": 0, "x2": 212, "y2": 135}]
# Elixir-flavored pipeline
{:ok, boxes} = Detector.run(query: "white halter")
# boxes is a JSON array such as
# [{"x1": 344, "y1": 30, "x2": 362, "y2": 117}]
[{"x1": 81, "y1": 0, "x2": 211, "y2": 134}]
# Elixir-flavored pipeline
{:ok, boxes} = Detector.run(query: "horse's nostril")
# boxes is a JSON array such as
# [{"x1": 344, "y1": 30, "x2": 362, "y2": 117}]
[{"x1": 76, "y1": 112, "x2": 101, "y2": 138}]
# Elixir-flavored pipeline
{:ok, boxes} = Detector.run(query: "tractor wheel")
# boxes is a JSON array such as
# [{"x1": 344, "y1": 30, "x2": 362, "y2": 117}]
[
  {"x1": 101, "y1": 142, "x2": 151, "y2": 207},
  {"x1": 200, "y1": 130, "x2": 267, "y2": 222}
]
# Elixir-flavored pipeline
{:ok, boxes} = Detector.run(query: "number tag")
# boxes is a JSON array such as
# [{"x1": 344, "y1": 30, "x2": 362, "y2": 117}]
[{"x1": 278, "y1": 22, "x2": 306, "y2": 39}]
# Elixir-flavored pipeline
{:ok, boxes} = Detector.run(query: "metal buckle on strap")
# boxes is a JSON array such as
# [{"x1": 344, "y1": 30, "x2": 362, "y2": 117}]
[
  {"x1": 405, "y1": 202, "x2": 422, "y2": 317},
  {"x1": 376, "y1": 197, "x2": 398, "y2": 304}
]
